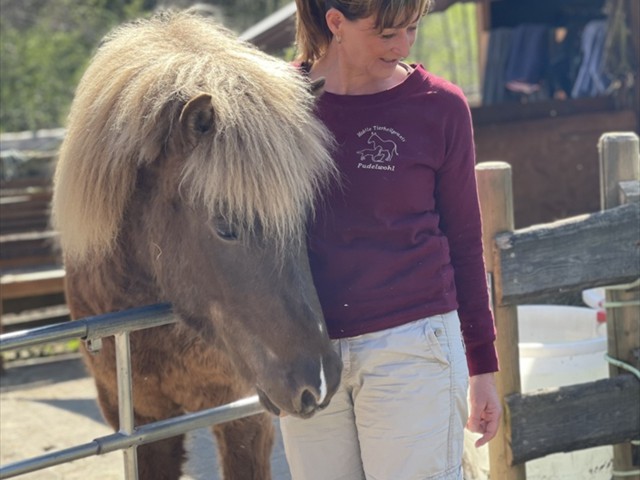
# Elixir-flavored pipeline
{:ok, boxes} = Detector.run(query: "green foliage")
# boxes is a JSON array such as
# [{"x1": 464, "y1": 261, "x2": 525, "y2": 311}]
[
  {"x1": 410, "y1": 3, "x2": 480, "y2": 101},
  {"x1": 1, "y1": 338, "x2": 81, "y2": 363},
  {"x1": 1, "y1": 26, "x2": 84, "y2": 132},
  {"x1": 0, "y1": 0, "x2": 150, "y2": 132},
  {"x1": 0, "y1": 1, "x2": 480, "y2": 132}
]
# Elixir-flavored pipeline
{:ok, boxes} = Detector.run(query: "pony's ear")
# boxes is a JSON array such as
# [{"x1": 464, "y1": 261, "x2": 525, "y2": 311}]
[
  {"x1": 308, "y1": 77, "x2": 325, "y2": 99},
  {"x1": 179, "y1": 93, "x2": 215, "y2": 144}
]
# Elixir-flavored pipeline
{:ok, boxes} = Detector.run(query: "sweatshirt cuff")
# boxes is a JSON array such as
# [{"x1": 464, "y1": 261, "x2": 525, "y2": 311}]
[{"x1": 466, "y1": 341, "x2": 499, "y2": 376}]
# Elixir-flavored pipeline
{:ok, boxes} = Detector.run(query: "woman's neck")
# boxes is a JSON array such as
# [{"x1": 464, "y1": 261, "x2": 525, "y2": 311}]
[{"x1": 309, "y1": 53, "x2": 412, "y2": 95}]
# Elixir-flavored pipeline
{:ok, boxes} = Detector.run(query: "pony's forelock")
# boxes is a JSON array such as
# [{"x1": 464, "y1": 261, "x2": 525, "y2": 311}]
[{"x1": 52, "y1": 11, "x2": 336, "y2": 263}]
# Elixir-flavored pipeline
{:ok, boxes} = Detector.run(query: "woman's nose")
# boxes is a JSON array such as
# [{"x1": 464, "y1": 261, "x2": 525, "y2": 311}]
[{"x1": 392, "y1": 32, "x2": 413, "y2": 58}]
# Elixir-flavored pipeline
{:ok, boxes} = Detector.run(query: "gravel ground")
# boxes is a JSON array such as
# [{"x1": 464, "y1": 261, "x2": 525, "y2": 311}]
[{"x1": 0, "y1": 355, "x2": 292, "y2": 480}]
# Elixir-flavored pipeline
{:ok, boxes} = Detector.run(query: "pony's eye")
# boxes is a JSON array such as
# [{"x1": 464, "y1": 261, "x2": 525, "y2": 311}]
[{"x1": 213, "y1": 217, "x2": 238, "y2": 241}]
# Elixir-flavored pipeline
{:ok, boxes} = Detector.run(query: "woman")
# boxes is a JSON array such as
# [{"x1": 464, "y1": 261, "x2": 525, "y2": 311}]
[{"x1": 281, "y1": 1, "x2": 502, "y2": 478}]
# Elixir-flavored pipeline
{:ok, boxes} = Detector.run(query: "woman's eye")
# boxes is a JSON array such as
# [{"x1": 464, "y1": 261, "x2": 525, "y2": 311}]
[{"x1": 380, "y1": 23, "x2": 419, "y2": 39}]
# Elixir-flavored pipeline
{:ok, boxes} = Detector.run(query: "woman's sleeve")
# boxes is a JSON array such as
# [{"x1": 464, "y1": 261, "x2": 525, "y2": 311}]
[{"x1": 435, "y1": 90, "x2": 499, "y2": 376}]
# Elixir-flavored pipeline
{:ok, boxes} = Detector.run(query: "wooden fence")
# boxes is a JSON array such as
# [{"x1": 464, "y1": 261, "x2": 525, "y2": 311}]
[
  {"x1": 0, "y1": 132, "x2": 637, "y2": 478},
  {"x1": 477, "y1": 131, "x2": 640, "y2": 479},
  {"x1": 0, "y1": 163, "x2": 66, "y2": 347}
]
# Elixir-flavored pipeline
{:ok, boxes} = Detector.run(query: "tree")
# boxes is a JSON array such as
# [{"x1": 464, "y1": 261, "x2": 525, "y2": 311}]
[{"x1": 0, "y1": 0, "x2": 149, "y2": 132}]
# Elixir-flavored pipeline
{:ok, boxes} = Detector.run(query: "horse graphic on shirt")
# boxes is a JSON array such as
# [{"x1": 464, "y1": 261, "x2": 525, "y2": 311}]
[{"x1": 357, "y1": 132, "x2": 398, "y2": 163}]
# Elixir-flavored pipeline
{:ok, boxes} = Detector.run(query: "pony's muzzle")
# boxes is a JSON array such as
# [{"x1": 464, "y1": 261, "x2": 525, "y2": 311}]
[
  {"x1": 296, "y1": 350, "x2": 342, "y2": 417},
  {"x1": 258, "y1": 350, "x2": 342, "y2": 419},
  {"x1": 297, "y1": 388, "x2": 322, "y2": 417}
]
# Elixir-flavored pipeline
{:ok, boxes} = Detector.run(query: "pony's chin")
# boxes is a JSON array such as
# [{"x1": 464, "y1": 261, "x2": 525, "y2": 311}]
[
  {"x1": 256, "y1": 388, "x2": 326, "y2": 419},
  {"x1": 256, "y1": 388, "x2": 281, "y2": 417}
]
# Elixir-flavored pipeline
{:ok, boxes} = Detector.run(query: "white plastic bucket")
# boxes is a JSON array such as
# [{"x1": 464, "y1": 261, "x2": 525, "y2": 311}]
[
  {"x1": 582, "y1": 287, "x2": 605, "y2": 309},
  {"x1": 517, "y1": 305, "x2": 608, "y2": 392},
  {"x1": 464, "y1": 305, "x2": 612, "y2": 480}
]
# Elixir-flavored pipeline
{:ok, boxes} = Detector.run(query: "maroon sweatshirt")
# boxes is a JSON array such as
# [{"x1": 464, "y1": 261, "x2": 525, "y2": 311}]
[{"x1": 307, "y1": 64, "x2": 498, "y2": 375}]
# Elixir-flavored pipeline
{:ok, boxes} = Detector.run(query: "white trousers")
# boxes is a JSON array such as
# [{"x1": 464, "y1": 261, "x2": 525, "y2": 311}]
[{"x1": 280, "y1": 311, "x2": 469, "y2": 480}]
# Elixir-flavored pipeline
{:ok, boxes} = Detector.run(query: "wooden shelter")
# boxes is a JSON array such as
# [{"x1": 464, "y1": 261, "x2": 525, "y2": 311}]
[{"x1": 240, "y1": 0, "x2": 640, "y2": 229}]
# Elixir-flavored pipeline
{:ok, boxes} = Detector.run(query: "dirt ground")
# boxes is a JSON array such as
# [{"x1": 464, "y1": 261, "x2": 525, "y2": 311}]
[
  {"x1": 0, "y1": 355, "x2": 292, "y2": 480},
  {"x1": 1, "y1": 354, "x2": 613, "y2": 480}
]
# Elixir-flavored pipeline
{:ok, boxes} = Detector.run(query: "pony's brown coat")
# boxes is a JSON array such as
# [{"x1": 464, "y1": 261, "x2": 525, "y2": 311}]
[{"x1": 52, "y1": 11, "x2": 341, "y2": 480}]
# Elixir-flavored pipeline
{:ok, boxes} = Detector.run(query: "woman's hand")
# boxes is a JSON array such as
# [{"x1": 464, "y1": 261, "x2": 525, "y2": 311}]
[{"x1": 466, "y1": 372, "x2": 502, "y2": 447}]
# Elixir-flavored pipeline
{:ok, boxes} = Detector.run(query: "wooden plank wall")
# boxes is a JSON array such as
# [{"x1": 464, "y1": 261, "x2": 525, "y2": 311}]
[{"x1": 473, "y1": 108, "x2": 638, "y2": 228}]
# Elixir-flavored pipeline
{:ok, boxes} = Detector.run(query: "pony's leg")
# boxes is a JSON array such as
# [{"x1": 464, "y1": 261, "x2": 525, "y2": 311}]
[
  {"x1": 213, "y1": 412, "x2": 275, "y2": 480},
  {"x1": 135, "y1": 420, "x2": 186, "y2": 480},
  {"x1": 94, "y1": 380, "x2": 186, "y2": 480}
]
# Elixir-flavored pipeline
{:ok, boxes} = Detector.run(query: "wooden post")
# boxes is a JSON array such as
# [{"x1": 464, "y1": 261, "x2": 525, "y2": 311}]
[
  {"x1": 598, "y1": 132, "x2": 640, "y2": 480},
  {"x1": 476, "y1": 162, "x2": 526, "y2": 480},
  {"x1": 599, "y1": 132, "x2": 640, "y2": 210},
  {"x1": 475, "y1": 0, "x2": 490, "y2": 93}
]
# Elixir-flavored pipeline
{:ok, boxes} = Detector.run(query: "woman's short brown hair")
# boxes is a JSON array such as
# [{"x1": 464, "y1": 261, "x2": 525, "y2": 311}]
[{"x1": 295, "y1": 0, "x2": 432, "y2": 63}]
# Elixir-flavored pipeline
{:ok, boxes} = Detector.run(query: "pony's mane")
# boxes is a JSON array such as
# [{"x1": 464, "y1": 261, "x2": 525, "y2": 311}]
[{"x1": 52, "y1": 11, "x2": 335, "y2": 263}]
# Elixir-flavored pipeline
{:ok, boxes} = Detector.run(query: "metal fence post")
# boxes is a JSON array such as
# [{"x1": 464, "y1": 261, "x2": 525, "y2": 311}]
[
  {"x1": 115, "y1": 331, "x2": 138, "y2": 480},
  {"x1": 0, "y1": 305, "x2": 264, "y2": 479}
]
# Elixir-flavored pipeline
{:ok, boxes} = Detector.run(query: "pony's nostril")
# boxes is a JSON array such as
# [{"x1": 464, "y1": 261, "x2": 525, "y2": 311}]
[{"x1": 300, "y1": 388, "x2": 318, "y2": 413}]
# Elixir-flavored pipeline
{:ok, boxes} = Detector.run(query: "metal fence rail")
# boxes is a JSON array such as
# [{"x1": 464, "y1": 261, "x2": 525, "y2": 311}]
[
  {"x1": 0, "y1": 304, "x2": 265, "y2": 479},
  {"x1": 0, "y1": 303, "x2": 175, "y2": 352}
]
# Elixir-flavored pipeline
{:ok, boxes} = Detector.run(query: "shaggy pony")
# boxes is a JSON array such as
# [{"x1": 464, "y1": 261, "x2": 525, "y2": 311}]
[
  {"x1": 53, "y1": 11, "x2": 334, "y2": 262},
  {"x1": 51, "y1": 11, "x2": 342, "y2": 480}
]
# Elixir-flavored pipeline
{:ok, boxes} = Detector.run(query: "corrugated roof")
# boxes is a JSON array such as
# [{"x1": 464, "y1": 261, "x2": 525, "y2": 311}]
[{"x1": 239, "y1": 2, "x2": 297, "y2": 53}]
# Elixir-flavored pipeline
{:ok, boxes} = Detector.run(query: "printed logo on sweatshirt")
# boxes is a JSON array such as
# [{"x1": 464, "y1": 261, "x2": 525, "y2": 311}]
[{"x1": 355, "y1": 126, "x2": 405, "y2": 172}]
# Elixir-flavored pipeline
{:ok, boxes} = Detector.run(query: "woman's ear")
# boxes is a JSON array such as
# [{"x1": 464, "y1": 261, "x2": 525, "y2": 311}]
[{"x1": 325, "y1": 7, "x2": 344, "y2": 38}]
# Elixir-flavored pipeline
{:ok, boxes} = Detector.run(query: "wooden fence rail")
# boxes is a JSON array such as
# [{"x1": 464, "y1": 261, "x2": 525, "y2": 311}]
[
  {"x1": 495, "y1": 202, "x2": 639, "y2": 305},
  {"x1": 506, "y1": 374, "x2": 640, "y2": 464},
  {"x1": 0, "y1": 174, "x2": 65, "y2": 341},
  {"x1": 478, "y1": 131, "x2": 640, "y2": 480}
]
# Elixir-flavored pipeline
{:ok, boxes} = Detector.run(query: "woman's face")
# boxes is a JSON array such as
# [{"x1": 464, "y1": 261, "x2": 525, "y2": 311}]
[{"x1": 337, "y1": 13, "x2": 420, "y2": 80}]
